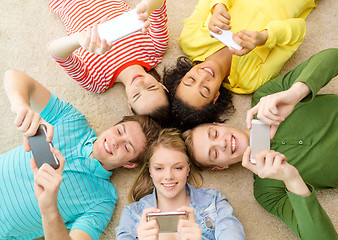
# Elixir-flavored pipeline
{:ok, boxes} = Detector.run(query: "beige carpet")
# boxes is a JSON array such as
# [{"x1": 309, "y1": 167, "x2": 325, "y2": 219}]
[{"x1": 1, "y1": 0, "x2": 337, "y2": 239}]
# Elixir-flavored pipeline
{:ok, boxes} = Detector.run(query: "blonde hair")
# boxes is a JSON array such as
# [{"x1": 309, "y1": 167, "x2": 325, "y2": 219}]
[{"x1": 128, "y1": 128, "x2": 203, "y2": 203}]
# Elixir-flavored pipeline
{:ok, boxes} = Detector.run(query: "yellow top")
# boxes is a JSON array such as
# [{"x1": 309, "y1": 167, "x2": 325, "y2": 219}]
[{"x1": 179, "y1": 0, "x2": 317, "y2": 94}]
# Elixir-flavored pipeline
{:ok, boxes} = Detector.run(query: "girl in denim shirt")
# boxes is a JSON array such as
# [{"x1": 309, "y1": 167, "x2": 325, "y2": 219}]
[{"x1": 116, "y1": 129, "x2": 245, "y2": 240}]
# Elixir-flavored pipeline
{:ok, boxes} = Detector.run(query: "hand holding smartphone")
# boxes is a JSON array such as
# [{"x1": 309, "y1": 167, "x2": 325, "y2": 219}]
[
  {"x1": 210, "y1": 27, "x2": 243, "y2": 50},
  {"x1": 250, "y1": 119, "x2": 270, "y2": 164},
  {"x1": 146, "y1": 211, "x2": 188, "y2": 233},
  {"x1": 28, "y1": 124, "x2": 59, "y2": 169},
  {"x1": 97, "y1": 9, "x2": 144, "y2": 43}
]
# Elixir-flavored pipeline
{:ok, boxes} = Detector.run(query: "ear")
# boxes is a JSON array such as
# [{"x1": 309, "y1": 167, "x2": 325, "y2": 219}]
[
  {"x1": 128, "y1": 102, "x2": 132, "y2": 112},
  {"x1": 212, "y1": 91, "x2": 220, "y2": 104},
  {"x1": 159, "y1": 82, "x2": 169, "y2": 93},
  {"x1": 211, "y1": 165, "x2": 228, "y2": 170},
  {"x1": 123, "y1": 162, "x2": 139, "y2": 169}
]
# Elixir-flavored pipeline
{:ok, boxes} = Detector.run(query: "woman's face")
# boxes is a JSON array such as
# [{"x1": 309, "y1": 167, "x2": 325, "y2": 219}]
[
  {"x1": 175, "y1": 61, "x2": 224, "y2": 109},
  {"x1": 125, "y1": 73, "x2": 169, "y2": 115},
  {"x1": 149, "y1": 146, "x2": 190, "y2": 201}
]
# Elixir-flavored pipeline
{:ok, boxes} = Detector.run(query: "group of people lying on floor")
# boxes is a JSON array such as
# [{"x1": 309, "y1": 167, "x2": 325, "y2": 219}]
[{"x1": 1, "y1": 0, "x2": 337, "y2": 239}]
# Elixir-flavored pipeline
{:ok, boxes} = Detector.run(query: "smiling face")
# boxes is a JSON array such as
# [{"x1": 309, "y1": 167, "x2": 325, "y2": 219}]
[
  {"x1": 92, "y1": 121, "x2": 147, "y2": 170},
  {"x1": 125, "y1": 73, "x2": 169, "y2": 115},
  {"x1": 175, "y1": 61, "x2": 224, "y2": 109},
  {"x1": 191, "y1": 123, "x2": 250, "y2": 169},
  {"x1": 149, "y1": 146, "x2": 190, "y2": 201}
]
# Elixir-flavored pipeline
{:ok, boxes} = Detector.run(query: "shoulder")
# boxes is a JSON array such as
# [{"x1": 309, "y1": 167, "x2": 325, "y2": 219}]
[{"x1": 189, "y1": 185, "x2": 228, "y2": 209}]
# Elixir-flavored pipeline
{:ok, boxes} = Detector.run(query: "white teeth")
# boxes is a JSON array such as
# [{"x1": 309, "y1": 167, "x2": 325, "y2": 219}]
[
  {"x1": 104, "y1": 141, "x2": 112, "y2": 154},
  {"x1": 203, "y1": 67, "x2": 214, "y2": 77},
  {"x1": 163, "y1": 183, "x2": 176, "y2": 187},
  {"x1": 232, "y1": 137, "x2": 236, "y2": 153}
]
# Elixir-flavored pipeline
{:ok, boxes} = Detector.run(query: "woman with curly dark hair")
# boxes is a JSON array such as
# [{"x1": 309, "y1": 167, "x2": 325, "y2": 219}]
[
  {"x1": 163, "y1": 56, "x2": 233, "y2": 131},
  {"x1": 163, "y1": 0, "x2": 316, "y2": 131}
]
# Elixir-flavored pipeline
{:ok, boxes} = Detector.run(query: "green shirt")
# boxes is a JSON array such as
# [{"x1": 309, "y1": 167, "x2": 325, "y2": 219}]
[{"x1": 251, "y1": 48, "x2": 338, "y2": 240}]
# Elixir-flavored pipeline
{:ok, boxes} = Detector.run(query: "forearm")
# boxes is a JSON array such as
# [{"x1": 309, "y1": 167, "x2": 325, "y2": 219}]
[
  {"x1": 4, "y1": 70, "x2": 50, "y2": 112},
  {"x1": 141, "y1": 0, "x2": 165, "y2": 15},
  {"x1": 41, "y1": 208, "x2": 72, "y2": 240},
  {"x1": 284, "y1": 174, "x2": 310, "y2": 198},
  {"x1": 48, "y1": 34, "x2": 80, "y2": 59},
  {"x1": 265, "y1": 18, "x2": 306, "y2": 49},
  {"x1": 288, "y1": 82, "x2": 311, "y2": 104}
]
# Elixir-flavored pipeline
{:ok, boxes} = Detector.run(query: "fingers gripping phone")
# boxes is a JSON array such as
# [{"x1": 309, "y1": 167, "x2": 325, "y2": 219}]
[
  {"x1": 250, "y1": 119, "x2": 270, "y2": 164},
  {"x1": 97, "y1": 9, "x2": 144, "y2": 43},
  {"x1": 146, "y1": 212, "x2": 188, "y2": 233},
  {"x1": 27, "y1": 124, "x2": 59, "y2": 169}
]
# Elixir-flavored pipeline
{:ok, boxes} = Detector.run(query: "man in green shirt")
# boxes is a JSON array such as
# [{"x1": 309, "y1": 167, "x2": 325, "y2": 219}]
[{"x1": 182, "y1": 48, "x2": 338, "y2": 240}]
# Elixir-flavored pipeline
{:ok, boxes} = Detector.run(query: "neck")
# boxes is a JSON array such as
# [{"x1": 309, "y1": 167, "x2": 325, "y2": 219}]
[
  {"x1": 116, "y1": 64, "x2": 146, "y2": 85},
  {"x1": 206, "y1": 47, "x2": 232, "y2": 82},
  {"x1": 157, "y1": 187, "x2": 190, "y2": 212}
]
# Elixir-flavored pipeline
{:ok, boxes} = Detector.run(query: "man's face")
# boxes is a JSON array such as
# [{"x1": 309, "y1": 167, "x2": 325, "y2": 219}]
[
  {"x1": 191, "y1": 123, "x2": 250, "y2": 168},
  {"x1": 125, "y1": 73, "x2": 169, "y2": 115},
  {"x1": 175, "y1": 61, "x2": 223, "y2": 109},
  {"x1": 92, "y1": 121, "x2": 147, "y2": 170}
]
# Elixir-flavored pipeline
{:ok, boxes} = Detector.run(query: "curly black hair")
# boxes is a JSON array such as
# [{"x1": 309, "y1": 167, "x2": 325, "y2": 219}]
[{"x1": 163, "y1": 56, "x2": 234, "y2": 131}]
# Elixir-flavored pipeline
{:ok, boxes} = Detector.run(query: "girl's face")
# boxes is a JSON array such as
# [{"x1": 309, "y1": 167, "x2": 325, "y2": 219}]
[
  {"x1": 125, "y1": 73, "x2": 169, "y2": 115},
  {"x1": 149, "y1": 146, "x2": 190, "y2": 201}
]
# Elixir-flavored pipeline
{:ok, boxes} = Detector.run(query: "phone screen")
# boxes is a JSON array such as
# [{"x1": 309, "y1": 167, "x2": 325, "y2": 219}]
[
  {"x1": 250, "y1": 119, "x2": 270, "y2": 164},
  {"x1": 27, "y1": 124, "x2": 59, "y2": 169},
  {"x1": 147, "y1": 212, "x2": 187, "y2": 233}
]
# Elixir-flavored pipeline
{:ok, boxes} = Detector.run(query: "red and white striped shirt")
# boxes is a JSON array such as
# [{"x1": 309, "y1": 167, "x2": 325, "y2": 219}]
[{"x1": 49, "y1": 0, "x2": 169, "y2": 93}]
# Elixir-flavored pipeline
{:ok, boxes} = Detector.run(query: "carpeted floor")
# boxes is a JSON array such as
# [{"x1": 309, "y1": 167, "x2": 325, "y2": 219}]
[{"x1": 1, "y1": 0, "x2": 337, "y2": 239}]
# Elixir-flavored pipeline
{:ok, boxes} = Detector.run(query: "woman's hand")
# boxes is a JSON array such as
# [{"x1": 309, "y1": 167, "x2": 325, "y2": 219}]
[
  {"x1": 11, "y1": 102, "x2": 54, "y2": 152},
  {"x1": 137, "y1": 207, "x2": 160, "y2": 240},
  {"x1": 77, "y1": 19, "x2": 113, "y2": 55},
  {"x1": 136, "y1": 3, "x2": 151, "y2": 33},
  {"x1": 209, "y1": 3, "x2": 231, "y2": 34},
  {"x1": 230, "y1": 30, "x2": 268, "y2": 56},
  {"x1": 177, "y1": 207, "x2": 202, "y2": 240}
]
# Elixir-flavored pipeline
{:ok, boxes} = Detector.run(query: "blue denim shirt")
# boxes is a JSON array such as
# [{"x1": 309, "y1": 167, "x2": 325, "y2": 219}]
[{"x1": 116, "y1": 184, "x2": 245, "y2": 240}]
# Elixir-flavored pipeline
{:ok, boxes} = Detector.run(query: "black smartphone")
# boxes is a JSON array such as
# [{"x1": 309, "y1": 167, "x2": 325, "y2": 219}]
[
  {"x1": 27, "y1": 124, "x2": 59, "y2": 169},
  {"x1": 146, "y1": 211, "x2": 188, "y2": 233}
]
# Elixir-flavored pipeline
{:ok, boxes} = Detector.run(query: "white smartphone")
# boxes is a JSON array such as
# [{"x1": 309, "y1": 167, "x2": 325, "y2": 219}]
[
  {"x1": 210, "y1": 27, "x2": 243, "y2": 50},
  {"x1": 146, "y1": 211, "x2": 188, "y2": 233},
  {"x1": 250, "y1": 119, "x2": 270, "y2": 164},
  {"x1": 97, "y1": 9, "x2": 144, "y2": 43}
]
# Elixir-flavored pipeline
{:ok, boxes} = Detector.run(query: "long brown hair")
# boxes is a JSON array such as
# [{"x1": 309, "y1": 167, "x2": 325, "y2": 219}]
[{"x1": 128, "y1": 128, "x2": 203, "y2": 203}]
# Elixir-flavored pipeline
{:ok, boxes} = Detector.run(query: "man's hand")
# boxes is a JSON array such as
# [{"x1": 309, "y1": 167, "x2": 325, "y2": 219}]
[
  {"x1": 77, "y1": 19, "x2": 113, "y2": 55},
  {"x1": 137, "y1": 207, "x2": 160, "y2": 240},
  {"x1": 31, "y1": 147, "x2": 65, "y2": 214},
  {"x1": 242, "y1": 147, "x2": 299, "y2": 182},
  {"x1": 209, "y1": 3, "x2": 231, "y2": 34},
  {"x1": 246, "y1": 86, "x2": 302, "y2": 139},
  {"x1": 177, "y1": 207, "x2": 202, "y2": 240},
  {"x1": 230, "y1": 30, "x2": 268, "y2": 56},
  {"x1": 11, "y1": 103, "x2": 54, "y2": 152}
]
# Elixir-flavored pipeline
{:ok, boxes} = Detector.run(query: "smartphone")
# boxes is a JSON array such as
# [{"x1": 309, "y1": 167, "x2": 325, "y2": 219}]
[
  {"x1": 146, "y1": 211, "x2": 188, "y2": 233},
  {"x1": 250, "y1": 119, "x2": 270, "y2": 164},
  {"x1": 27, "y1": 124, "x2": 59, "y2": 169},
  {"x1": 210, "y1": 27, "x2": 243, "y2": 50},
  {"x1": 97, "y1": 9, "x2": 144, "y2": 43}
]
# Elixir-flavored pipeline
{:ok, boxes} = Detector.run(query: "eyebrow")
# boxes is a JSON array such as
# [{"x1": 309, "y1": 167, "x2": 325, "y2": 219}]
[
  {"x1": 122, "y1": 124, "x2": 136, "y2": 153},
  {"x1": 133, "y1": 87, "x2": 160, "y2": 103}
]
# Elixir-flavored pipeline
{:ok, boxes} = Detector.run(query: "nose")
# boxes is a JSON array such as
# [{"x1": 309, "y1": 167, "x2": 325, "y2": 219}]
[
  {"x1": 111, "y1": 137, "x2": 122, "y2": 149},
  {"x1": 164, "y1": 168, "x2": 174, "y2": 180},
  {"x1": 215, "y1": 137, "x2": 227, "y2": 150},
  {"x1": 198, "y1": 68, "x2": 210, "y2": 81},
  {"x1": 134, "y1": 78, "x2": 145, "y2": 87}
]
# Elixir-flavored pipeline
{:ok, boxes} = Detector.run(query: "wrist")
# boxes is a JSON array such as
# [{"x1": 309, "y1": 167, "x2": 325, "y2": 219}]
[
  {"x1": 289, "y1": 82, "x2": 311, "y2": 103},
  {"x1": 284, "y1": 174, "x2": 311, "y2": 197}
]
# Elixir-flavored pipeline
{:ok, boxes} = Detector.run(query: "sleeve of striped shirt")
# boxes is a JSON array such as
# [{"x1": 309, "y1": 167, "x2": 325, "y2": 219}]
[
  {"x1": 50, "y1": 52, "x2": 109, "y2": 93},
  {"x1": 147, "y1": 0, "x2": 169, "y2": 57}
]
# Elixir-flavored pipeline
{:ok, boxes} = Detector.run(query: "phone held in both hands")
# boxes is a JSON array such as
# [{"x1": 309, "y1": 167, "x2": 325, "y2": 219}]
[
  {"x1": 28, "y1": 124, "x2": 59, "y2": 169},
  {"x1": 250, "y1": 119, "x2": 270, "y2": 164},
  {"x1": 146, "y1": 211, "x2": 188, "y2": 233},
  {"x1": 97, "y1": 9, "x2": 144, "y2": 43},
  {"x1": 210, "y1": 27, "x2": 243, "y2": 50}
]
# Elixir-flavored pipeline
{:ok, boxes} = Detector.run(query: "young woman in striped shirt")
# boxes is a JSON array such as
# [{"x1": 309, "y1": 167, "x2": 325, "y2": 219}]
[{"x1": 48, "y1": 0, "x2": 169, "y2": 122}]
